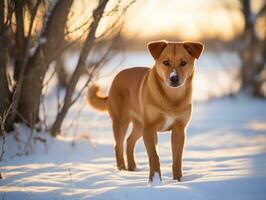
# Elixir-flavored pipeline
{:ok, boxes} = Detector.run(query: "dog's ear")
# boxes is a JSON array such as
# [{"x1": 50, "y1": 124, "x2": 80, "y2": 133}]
[
  {"x1": 183, "y1": 42, "x2": 204, "y2": 59},
  {"x1": 147, "y1": 40, "x2": 168, "y2": 60}
]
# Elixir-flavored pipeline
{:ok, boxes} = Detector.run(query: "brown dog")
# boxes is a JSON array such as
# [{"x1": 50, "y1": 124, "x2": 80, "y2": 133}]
[{"x1": 87, "y1": 40, "x2": 204, "y2": 182}]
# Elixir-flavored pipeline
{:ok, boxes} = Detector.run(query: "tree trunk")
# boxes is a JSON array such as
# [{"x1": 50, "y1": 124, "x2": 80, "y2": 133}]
[
  {"x1": 0, "y1": 47, "x2": 11, "y2": 121},
  {"x1": 240, "y1": 34, "x2": 259, "y2": 89},
  {"x1": 240, "y1": 0, "x2": 258, "y2": 88},
  {"x1": 14, "y1": 0, "x2": 26, "y2": 81},
  {"x1": 0, "y1": 0, "x2": 11, "y2": 122},
  {"x1": 16, "y1": 0, "x2": 73, "y2": 125},
  {"x1": 252, "y1": 29, "x2": 266, "y2": 97},
  {"x1": 240, "y1": 0, "x2": 266, "y2": 96},
  {"x1": 50, "y1": 0, "x2": 109, "y2": 136}
]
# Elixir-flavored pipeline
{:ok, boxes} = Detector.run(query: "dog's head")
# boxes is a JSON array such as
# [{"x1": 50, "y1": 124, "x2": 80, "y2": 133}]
[{"x1": 148, "y1": 40, "x2": 204, "y2": 88}]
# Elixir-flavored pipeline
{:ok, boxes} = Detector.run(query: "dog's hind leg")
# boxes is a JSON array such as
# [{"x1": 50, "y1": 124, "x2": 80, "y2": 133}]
[
  {"x1": 112, "y1": 117, "x2": 129, "y2": 170},
  {"x1": 126, "y1": 119, "x2": 142, "y2": 171}
]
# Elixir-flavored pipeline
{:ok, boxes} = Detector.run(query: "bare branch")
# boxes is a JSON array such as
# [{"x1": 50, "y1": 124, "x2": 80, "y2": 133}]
[
  {"x1": 65, "y1": 17, "x2": 92, "y2": 35},
  {"x1": 256, "y1": 3, "x2": 266, "y2": 19},
  {"x1": 26, "y1": 0, "x2": 42, "y2": 39},
  {"x1": 50, "y1": 0, "x2": 110, "y2": 136}
]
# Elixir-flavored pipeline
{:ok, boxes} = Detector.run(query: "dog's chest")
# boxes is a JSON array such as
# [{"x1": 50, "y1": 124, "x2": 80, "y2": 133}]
[{"x1": 160, "y1": 116, "x2": 175, "y2": 131}]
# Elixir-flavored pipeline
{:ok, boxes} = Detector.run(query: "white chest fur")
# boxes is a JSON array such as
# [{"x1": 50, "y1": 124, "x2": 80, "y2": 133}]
[{"x1": 161, "y1": 116, "x2": 175, "y2": 131}]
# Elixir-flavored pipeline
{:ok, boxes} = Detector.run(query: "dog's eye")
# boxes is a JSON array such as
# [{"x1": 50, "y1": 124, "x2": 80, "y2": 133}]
[
  {"x1": 163, "y1": 60, "x2": 170, "y2": 66},
  {"x1": 180, "y1": 61, "x2": 187, "y2": 67}
]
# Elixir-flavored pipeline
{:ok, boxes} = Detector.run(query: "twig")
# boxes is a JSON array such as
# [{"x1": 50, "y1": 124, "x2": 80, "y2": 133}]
[
  {"x1": 68, "y1": 168, "x2": 75, "y2": 192},
  {"x1": 65, "y1": 17, "x2": 92, "y2": 35}
]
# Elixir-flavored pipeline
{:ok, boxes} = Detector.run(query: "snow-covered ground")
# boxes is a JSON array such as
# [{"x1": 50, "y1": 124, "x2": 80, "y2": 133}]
[{"x1": 1, "y1": 51, "x2": 266, "y2": 200}]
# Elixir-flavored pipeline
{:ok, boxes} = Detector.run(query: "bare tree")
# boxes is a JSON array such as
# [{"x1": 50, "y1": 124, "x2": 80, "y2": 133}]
[
  {"x1": 4, "y1": 0, "x2": 74, "y2": 130},
  {"x1": 50, "y1": 0, "x2": 134, "y2": 136},
  {"x1": 0, "y1": 0, "x2": 134, "y2": 138},
  {"x1": 16, "y1": 0, "x2": 74, "y2": 125},
  {"x1": 0, "y1": 0, "x2": 74, "y2": 131},
  {"x1": 239, "y1": 0, "x2": 266, "y2": 97}
]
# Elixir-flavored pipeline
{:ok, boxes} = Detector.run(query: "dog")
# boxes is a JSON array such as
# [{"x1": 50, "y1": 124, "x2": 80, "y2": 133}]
[{"x1": 87, "y1": 40, "x2": 204, "y2": 182}]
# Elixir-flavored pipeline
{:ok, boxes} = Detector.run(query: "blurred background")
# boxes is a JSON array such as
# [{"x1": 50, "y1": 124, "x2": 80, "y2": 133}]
[
  {"x1": 1, "y1": 1, "x2": 266, "y2": 198},
  {"x1": 0, "y1": 0, "x2": 265, "y2": 137}
]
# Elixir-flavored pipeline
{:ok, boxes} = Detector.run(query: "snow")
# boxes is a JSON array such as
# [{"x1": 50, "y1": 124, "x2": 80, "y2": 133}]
[
  {"x1": 1, "y1": 95, "x2": 266, "y2": 200},
  {"x1": 1, "y1": 51, "x2": 266, "y2": 200}
]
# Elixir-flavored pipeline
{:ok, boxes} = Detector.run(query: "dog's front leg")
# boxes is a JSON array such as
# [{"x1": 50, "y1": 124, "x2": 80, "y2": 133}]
[
  {"x1": 171, "y1": 123, "x2": 185, "y2": 181},
  {"x1": 143, "y1": 126, "x2": 161, "y2": 182}
]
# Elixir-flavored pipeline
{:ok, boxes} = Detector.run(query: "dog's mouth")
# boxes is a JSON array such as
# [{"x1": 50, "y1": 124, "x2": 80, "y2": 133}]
[
  {"x1": 168, "y1": 81, "x2": 184, "y2": 88},
  {"x1": 169, "y1": 81, "x2": 181, "y2": 88}
]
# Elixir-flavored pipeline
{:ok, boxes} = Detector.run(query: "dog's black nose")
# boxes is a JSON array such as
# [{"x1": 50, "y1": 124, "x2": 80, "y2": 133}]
[{"x1": 170, "y1": 75, "x2": 179, "y2": 86}]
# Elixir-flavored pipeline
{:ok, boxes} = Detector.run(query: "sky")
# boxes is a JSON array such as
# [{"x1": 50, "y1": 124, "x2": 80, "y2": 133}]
[
  {"x1": 124, "y1": 0, "x2": 243, "y2": 40},
  {"x1": 68, "y1": 0, "x2": 265, "y2": 41}
]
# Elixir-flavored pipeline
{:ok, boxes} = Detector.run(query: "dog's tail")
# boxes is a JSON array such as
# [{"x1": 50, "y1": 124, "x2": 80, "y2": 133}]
[{"x1": 87, "y1": 85, "x2": 108, "y2": 111}]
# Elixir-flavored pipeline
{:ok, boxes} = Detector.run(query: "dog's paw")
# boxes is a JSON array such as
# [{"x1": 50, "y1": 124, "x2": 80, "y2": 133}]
[
  {"x1": 117, "y1": 164, "x2": 127, "y2": 171},
  {"x1": 149, "y1": 172, "x2": 162, "y2": 186},
  {"x1": 173, "y1": 170, "x2": 182, "y2": 182},
  {"x1": 173, "y1": 174, "x2": 182, "y2": 182},
  {"x1": 127, "y1": 164, "x2": 137, "y2": 171}
]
